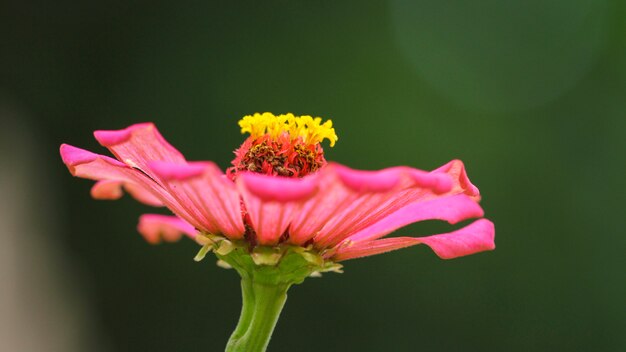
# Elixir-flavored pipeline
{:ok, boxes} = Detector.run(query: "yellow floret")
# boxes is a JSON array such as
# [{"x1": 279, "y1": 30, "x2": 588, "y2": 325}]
[{"x1": 238, "y1": 112, "x2": 338, "y2": 147}]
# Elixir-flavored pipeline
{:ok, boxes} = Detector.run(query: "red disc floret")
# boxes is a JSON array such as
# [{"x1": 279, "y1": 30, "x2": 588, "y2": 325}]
[{"x1": 227, "y1": 133, "x2": 327, "y2": 180}]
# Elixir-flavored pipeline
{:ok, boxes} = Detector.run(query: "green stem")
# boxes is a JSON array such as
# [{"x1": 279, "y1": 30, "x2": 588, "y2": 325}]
[{"x1": 225, "y1": 277, "x2": 289, "y2": 352}]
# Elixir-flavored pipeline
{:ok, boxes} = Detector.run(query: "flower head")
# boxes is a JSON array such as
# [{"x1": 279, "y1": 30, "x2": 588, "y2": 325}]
[{"x1": 60, "y1": 114, "x2": 494, "y2": 276}]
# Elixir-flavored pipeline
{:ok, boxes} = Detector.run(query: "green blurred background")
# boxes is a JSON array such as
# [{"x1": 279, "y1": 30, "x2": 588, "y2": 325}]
[{"x1": 1, "y1": 1, "x2": 625, "y2": 351}]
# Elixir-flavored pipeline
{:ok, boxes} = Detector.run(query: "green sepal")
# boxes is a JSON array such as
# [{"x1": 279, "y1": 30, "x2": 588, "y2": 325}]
[
  {"x1": 193, "y1": 243, "x2": 213, "y2": 262},
  {"x1": 195, "y1": 232, "x2": 342, "y2": 285}
]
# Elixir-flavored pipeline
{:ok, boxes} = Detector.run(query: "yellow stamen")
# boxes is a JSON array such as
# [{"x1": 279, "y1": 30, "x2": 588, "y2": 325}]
[{"x1": 238, "y1": 112, "x2": 338, "y2": 147}]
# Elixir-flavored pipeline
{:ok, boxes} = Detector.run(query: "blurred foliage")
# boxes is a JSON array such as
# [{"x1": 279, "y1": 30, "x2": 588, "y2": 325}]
[{"x1": 1, "y1": 1, "x2": 625, "y2": 351}]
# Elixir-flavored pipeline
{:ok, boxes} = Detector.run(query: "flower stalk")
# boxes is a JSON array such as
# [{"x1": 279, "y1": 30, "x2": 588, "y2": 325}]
[{"x1": 225, "y1": 278, "x2": 289, "y2": 352}]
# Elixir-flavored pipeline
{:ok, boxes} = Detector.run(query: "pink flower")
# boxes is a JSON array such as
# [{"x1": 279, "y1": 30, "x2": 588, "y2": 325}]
[{"x1": 60, "y1": 113, "x2": 494, "y2": 264}]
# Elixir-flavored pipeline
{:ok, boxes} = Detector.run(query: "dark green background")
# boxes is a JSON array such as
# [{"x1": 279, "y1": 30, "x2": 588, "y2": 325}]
[{"x1": 2, "y1": 1, "x2": 625, "y2": 351}]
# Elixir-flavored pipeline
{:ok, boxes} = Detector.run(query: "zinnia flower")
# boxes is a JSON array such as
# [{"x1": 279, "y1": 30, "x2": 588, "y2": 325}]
[{"x1": 60, "y1": 113, "x2": 495, "y2": 352}]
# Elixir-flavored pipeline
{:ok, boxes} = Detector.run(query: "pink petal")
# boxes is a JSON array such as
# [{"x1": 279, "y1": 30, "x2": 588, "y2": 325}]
[
  {"x1": 90, "y1": 180, "x2": 124, "y2": 200},
  {"x1": 288, "y1": 168, "x2": 355, "y2": 245},
  {"x1": 345, "y1": 194, "x2": 484, "y2": 243},
  {"x1": 123, "y1": 182, "x2": 165, "y2": 207},
  {"x1": 137, "y1": 214, "x2": 197, "y2": 244},
  {"x1": 408, "y1": 168, "x2": 453, "y2": 194},
  {"x1": 61, "y1": 143, "x2": 241, "y2": 237},
  {"x1": 60, "y1": 144, "x2": 198, "y2": 225},
  {"x1": 333, "y1": 164, "x2": 402, "y2": 192},
  {"x1": 432, "y1": 159, "x2": 480, "y2": 200},
  {"x1": 237, "y1": 172, "x2": 319, "y2": 245},
  {"x1": 94, "y1": 123, "x2": 186, "y2": 180},
  {"x1": 148, "y1": 161, "x2": 245, "y2": 239},
  {"x1": 90, "y1": 180, "x2": 164, "y2": 206},
  {"x1": 332, "y1": 219, "x2": 495, "y2": 261},
  {"x1": 148, "y1": 160, "x2": 207, "y2": 180},
  {"x1": 334, "y1": 163, "x2": 452, "y2": 194},
  {"x1": 294, "y1": 163, "x2": 455, "y2": 248},
  {"x1": 239, "y1": 172, "x2": 319, "y2": 202},
  {"x1": 418, "y1": 219, "x2": 495, "y2": 259},
  {"x1": 61, "y1": 143, "x2": 132, "y2": 180}
]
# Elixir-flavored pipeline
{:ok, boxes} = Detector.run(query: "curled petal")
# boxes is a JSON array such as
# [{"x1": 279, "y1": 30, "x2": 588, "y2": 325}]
[
  {"x1": 334, "y1": 164, "x2": 452, "y2": 194},
  {"x1": 148, "y1": 161, "x2": 245, "y2": 239},
  {"x1": 408, "y1": 169, "x2": 452, "y2": 194},
  {"x1": 94, "y1": 123, "x2": 186, "y2": 180},
  {"x1": 238, "y1": 172, "x2": 319, "y2": 245},
  {"x1": 432, "y1": 159, "x2": 480, "y2": 200},
  {"x1": 61, "y1": 144, "x2": 165, "y2": 206},
  {"x1": 239, "y1": 172, "x2": 319, "y2": 202},
  {"x1": 61, "y1": 144, "x2": 200, "y2": 225},
  {"x1": 333, "y1": 219, "x2": 495, "y2": 261},
  {"x1": 346, "y1": 194, "x2": 484, "y2": 243},
  {"x1": 333, "y1": 164, "x2": 401, "y2": 192},
  {"x1": 294, "y1": 163, "x2": 457, "y2": 248},
  {"x1": 61, "y1": 144, "x2": 240, "y2": 237},
  {"x1": 137, "y1": 214, "x2": 197, "y2": 244},
  {"x1": 61, "y1": 143, "x2": 132, "y2": 180},
  {"x1": 149, "y1": 161, "x2": 206, "y2": 180}
]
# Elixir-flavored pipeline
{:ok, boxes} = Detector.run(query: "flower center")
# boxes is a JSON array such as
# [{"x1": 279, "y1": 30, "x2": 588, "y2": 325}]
[{"x1": 227, "y1": 113, "x2": 338, "y2": 180}]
